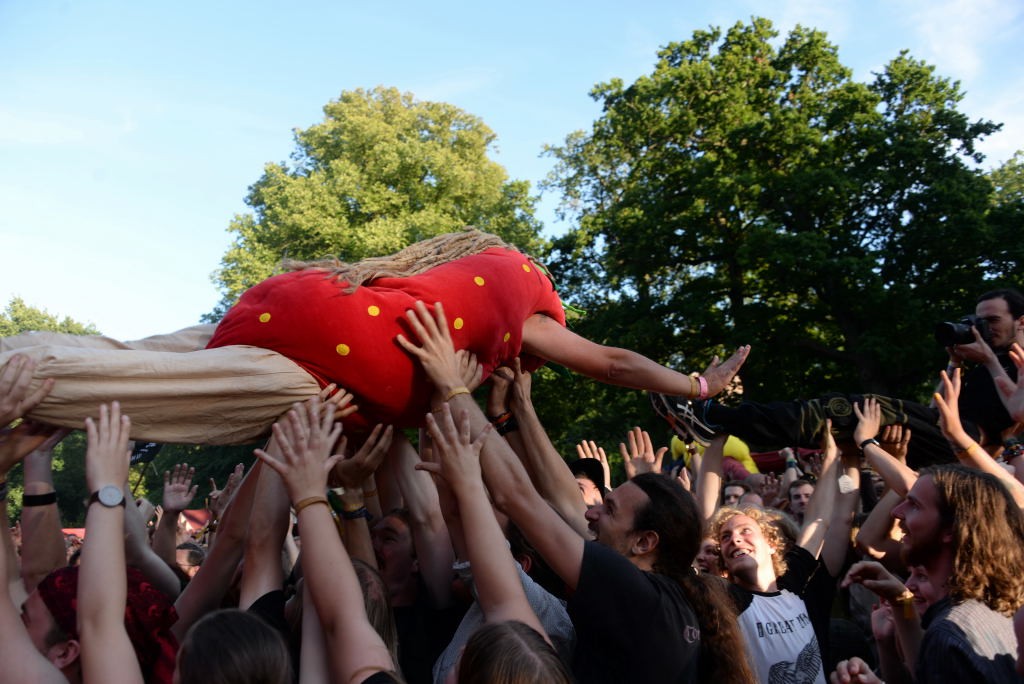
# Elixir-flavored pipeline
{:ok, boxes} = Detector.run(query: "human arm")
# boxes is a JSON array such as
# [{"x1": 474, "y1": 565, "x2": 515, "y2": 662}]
[
  {"x1": 842, "y1": 561, "x2": 923, "y2": 674},
  {"x1": 0, "y1": 355, "x2": 54, "y2": 427},
  {"x1": 333, "y1": 424, "x2": 392, "y2": 568},
  {"x1": 152, "y1": 463, "x2": 197, "y2": 568},
  {"x1": 619, "y1": 427, "x2": 666, "y2": 480},
  {"x1": 820, "y1": 444, "x2": 861, "y2": 577},
  {"x1": 797, "y1": 421, "x2": 840, "y2": 557},
  {"x1": 19, "y1": 428, "x2": 70, "y2": 591},
  {"x1": 239, "y1": 442, "x2": 292, "y2": 609},
  {"x1": 78, "y1": 402, "x2": 144, "y2": 684},
  {"x1": 853, "y1": 399, "x2": 918, "y2": 497},
  {"x1": 696, "y1": 434, "x2": 727, "y2": 524},
  {"x1": 172, "y1": 461, "x2": 259, "y2": 641},
  {"x1": 521, "y1": 312, "x2": 750, "y2": 398},
  {"x1": 419, "y1": 404, "x2": 549, "y2": 639},
  {"x1": 204, "y1": 463, "x2": 244, "y2": 545},
  {"x1": 255, "y1": 400, "x2": 396, "y2": 683},
  {"x1": 506, "y1": 358, "x2": 589, "y2": 536},
  {"x1": 993, "y1": 342, "x2": 1024, "y2": 422},
  {"x1": 854, "y1": 489, "x2": 906, "y2": 570},
  {"x1": 390, "y1": 429, "x2": 457, "y2": 606},
  {"x1": 576, "y1": 440, "x2": 612, "y2": 491},
  {"x1": 935, "y1": 368, "x2": 1024, "y2": 507},
  {"x1": 871, "y1": 603, "x2": 914, "y2": 684},
  {"x1": 397, "y1": 302, "x2": 587, "y2": 590},
  {"x1": 0, "y1": 504, "x2": 67, "y2": 683}
]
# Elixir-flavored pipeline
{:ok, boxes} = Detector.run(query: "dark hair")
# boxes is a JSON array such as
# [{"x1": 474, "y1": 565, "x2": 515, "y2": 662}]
[
  {"x1": 457, "y1": 621, "x2": 570, "y2": 684},
  {"x1": 721, "y1": 480, "x2": 750, "y2": 496},
  {"x1": 630, "y1": 473, "x2": 755, "y2": 684},
  {"x1": 176, "y1": 609, "x2": 292, "y2": 684},
  {"x1": 978, "y1": 288, "x2": 1024, "y2": 319},
  {"x1": 787, "y1": 479, "x2": 815, "y2": 497},
  {"x1": 176, "y1": 541, "x2": 206, "y2": 568}
]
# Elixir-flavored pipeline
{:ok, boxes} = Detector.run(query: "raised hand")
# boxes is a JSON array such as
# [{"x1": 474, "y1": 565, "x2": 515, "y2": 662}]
[
  {"x1": 318, "y1": 383, "x2": 359, "y2": 421},
  {"x1": 332, "y1": 423, "x2": 394, "y2": 490},
  {"x1": 994, "y1": 342, "x2": 1024, "y2": 422},
  {"x1": 456, "y1": 350, "x2": 484, "y2": 393},
  {"x1": 416, "y1": 403, "x2": 491, "y2": 494},
  {"x1": 395, "y1": 301, "x2": 463, "y2": 391},
  {"x1": 0, "y1": 354, "x2": 54, "y2": 426},
  {"x1": 84, "y1": 402, "x2": 132, "y2": 492},
  {"x1": 878, "y1": 423, "x2": 911, "y2": 463},
  {"x1": 162, "y1": 463, "x2": 198, "y2": 514},
  {"x1": 576, "y1": 440, "x2": 611, "y2": 491},
  {"x1": 619, "y1": 427, "x2": 666, "y2": 479},
  {"x1": 0, "y1": 421, "x2": 59, "y2": 478},
  {"x1": 254, "y1": 398, "x2": 344, "y2": 503},
  {"x1": 207, "y1": 463, "x2": 244, "y2": 520},
  {"x1": 933, "y1": 368, "x2": 969, "y2": 444},
  {"x1": 852, "y1": 397, "x2": 882, "y2": 445},
  {"x1": 701, "y1": 346, "x2": 751, "y2": 398}
]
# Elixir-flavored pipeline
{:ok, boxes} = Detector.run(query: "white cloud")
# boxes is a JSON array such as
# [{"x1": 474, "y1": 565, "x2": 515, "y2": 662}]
[{"x1": 907, "y1": 0, "x2": 1022, "y2": 81}]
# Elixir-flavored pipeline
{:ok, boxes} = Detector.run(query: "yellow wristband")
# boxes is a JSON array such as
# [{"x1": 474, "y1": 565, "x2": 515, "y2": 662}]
[
  {"x1": 294, "y1": 496, "x2": 329, "y2": 515},
  {"x1": 445, "y1": 386, "x2": 471, "y2": 401}
]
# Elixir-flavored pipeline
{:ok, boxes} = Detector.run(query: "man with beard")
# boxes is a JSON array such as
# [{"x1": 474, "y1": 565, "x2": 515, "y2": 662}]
[{"x1": 832, "y1": 464, "x2": 1024, "y2": 683}]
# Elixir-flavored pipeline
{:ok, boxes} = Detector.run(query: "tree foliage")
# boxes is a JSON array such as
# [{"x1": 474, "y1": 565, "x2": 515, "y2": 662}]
[
  {"x1": 209, "y1": 86, "x2": 543, "y2": 317},
  {"x1": 539, "y1": 17, "x2": 1010, "y2": 437}
]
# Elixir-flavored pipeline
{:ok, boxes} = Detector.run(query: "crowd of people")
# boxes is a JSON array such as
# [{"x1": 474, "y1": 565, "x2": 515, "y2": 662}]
[{"x1": 2, "y1": 232, "x2": 1024, "y2": 683}]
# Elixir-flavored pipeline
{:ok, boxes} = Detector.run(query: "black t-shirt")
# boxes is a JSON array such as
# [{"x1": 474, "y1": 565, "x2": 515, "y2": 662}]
[
  {"x1": 568, "y1": 541, "x2": 700, "y2": 684},
  {"x1": 960, "y1": 353, "x2": 1017, "y2": 442}
]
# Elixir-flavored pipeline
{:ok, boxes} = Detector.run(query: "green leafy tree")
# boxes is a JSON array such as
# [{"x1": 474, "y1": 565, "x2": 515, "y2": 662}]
[
  {"x1": 0, "y1": 297, "x2": 99, "y2": 337},
  {"x1": 985, "y1": 151, "x2": 1024, "y2": 283},
  {"x1": 539, "y1": 18, "x2": 1004, "y2": 447},
  {"x1": 209, "y1": 86, "x2": 543, "y2": 317}
]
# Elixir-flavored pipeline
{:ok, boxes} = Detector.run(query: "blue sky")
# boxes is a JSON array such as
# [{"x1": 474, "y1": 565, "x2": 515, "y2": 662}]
[{"x1": 2, "y1": 0, "x2": 1021, "y2": 340}]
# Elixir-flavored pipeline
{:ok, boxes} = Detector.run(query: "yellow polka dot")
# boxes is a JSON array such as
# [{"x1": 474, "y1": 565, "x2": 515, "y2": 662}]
[
  {"x1": 453, "y1": 317, "x2": 464, "y2": 330},
  {"x1": 473, "y1": 276, "x2": 485, "y2": 286},
  {"x1": 367, "y1": 305, "x2": 380, "y2": 317},
  {"x1": 522, "y1": 263, "x2": 532, "y2": 272},
  {"x1": 258, "y1": 312, "x2": 271, "y2": 323},
  {"x1": 503, "y1": 332, "x2": 511, "y2": 343},
  {"x1": 336, "y1": 343, "x2": 351, "y2": 356}
]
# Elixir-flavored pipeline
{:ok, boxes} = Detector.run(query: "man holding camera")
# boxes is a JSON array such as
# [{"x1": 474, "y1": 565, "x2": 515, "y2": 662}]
[{"x1": 652, "y1": 289, "x2": 1024, "y2": 468}]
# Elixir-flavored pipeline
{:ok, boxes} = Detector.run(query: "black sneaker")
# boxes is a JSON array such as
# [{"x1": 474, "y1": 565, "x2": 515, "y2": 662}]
[{"x1": 650, "y1": 392, "x2": 716, "y2": 447}]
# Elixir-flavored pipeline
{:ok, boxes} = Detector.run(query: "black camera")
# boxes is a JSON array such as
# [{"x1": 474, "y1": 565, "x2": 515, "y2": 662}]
[{"x1": 934, "y1": 314, "x2": 992, "y2": 347}]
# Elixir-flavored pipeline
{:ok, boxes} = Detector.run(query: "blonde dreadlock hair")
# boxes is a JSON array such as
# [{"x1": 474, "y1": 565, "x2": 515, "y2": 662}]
[{"x1": 283, "y1": 228, "x2": 518, "y2": 293}]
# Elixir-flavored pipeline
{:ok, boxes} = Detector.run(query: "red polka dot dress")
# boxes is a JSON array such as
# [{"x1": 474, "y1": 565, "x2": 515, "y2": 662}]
[{"x1": 207, "y1": 247, "x2": 565, "y2": 429}]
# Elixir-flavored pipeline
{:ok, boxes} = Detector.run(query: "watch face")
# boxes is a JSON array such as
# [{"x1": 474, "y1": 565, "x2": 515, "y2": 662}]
[{"x1": 98, "y1": 485, "x2": 124, "y2": 507}]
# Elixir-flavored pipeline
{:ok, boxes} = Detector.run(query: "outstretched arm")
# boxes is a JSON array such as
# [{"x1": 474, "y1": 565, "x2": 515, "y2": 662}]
[{"x1": 521, "y1": 313, "x2": 749, "y2": 398}]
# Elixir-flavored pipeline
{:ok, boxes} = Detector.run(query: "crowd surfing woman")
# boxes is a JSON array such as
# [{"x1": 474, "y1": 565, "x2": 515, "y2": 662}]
[{"x1": 0, "y1": 229, "x2": 749, "y2": 444}]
